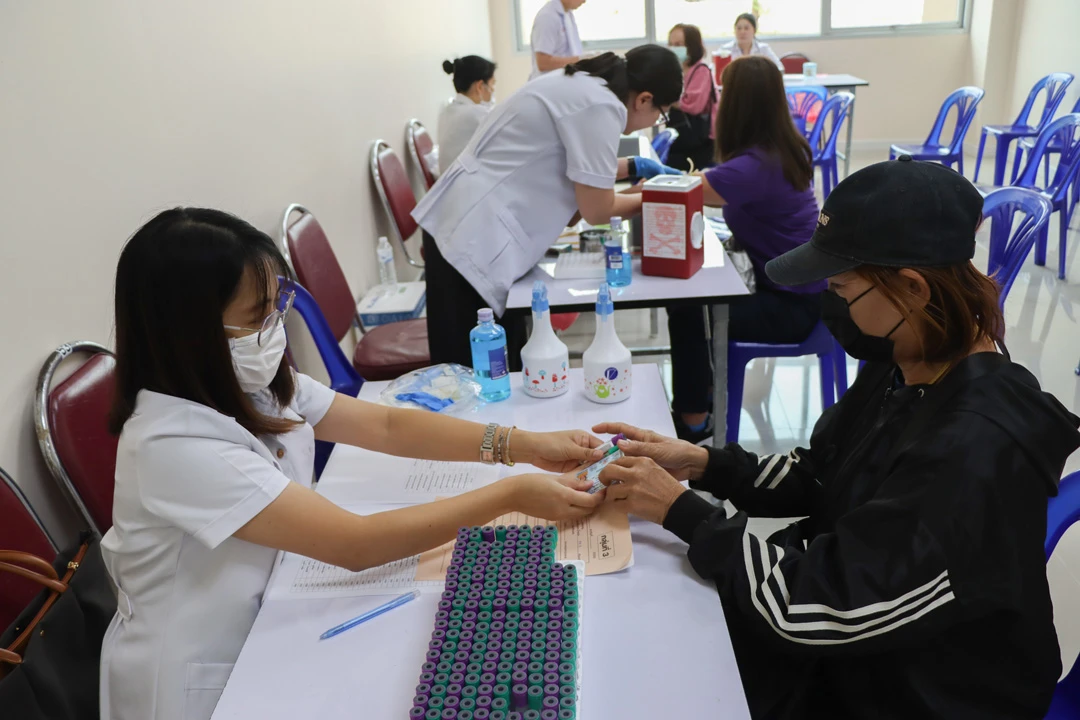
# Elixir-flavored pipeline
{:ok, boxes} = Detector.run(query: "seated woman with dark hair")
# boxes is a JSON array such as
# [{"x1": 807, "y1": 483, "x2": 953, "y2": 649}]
[
  {"x1": 668, "y1": 55, "x2": 822, "y2": 441},
  {"x1": 98, "y1": 208, "x2": 606, "y2": 720},
  {"x1": 596, "y1": 158, "x2": 1079, "y2": 719}
]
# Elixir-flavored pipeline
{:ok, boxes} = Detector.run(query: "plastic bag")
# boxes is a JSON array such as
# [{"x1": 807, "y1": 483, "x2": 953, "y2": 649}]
[{"x1": 377, "y1": 364, "x2": 483, "y2": 415}]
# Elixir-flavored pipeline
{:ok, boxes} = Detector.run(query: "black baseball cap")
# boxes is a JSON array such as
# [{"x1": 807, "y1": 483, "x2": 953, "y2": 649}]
[{"x1": 765, "y1": 155, "x2": 984, "y2": 287}]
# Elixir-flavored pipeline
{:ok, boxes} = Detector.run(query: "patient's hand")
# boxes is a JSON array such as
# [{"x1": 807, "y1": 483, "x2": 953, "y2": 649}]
[{"x1": 591, "y1": 422, "x2": 709, "y2": 482}]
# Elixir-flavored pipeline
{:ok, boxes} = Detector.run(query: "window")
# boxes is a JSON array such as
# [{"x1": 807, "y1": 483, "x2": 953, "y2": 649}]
[{"x1": 515, "y1": 0, "x2": 967, "y2": 50}]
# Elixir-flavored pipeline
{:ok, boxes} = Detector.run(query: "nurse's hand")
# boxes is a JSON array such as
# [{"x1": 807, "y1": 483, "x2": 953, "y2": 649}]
[
  {"x1": 506, "y1": 472, "x2": 603, "y2": 521},
  {"x1": 592, "y1": 422, "x2": 708, "y2": 482},
  {"x1": 598, "y1": 456, "x2": 687, "y2": 525},
  {"x1": 630, "y1": 156, "x2": 683, "y2": 180},
  {"x1": 515, "y1": 430, "x2": 605, "y2": 473}
]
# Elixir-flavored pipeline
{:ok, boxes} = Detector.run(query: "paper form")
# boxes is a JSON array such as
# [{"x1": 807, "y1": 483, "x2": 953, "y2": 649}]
[
  {"x1": 415, "y1": 500, "x2": 634, "y2": 580},
  {"x1": 322, "y1": 457, "x2": 499, "y2": 504}
]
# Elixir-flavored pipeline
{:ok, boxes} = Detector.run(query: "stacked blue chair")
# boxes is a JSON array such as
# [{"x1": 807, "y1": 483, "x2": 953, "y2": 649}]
[
  {"x1": 808, "y1": 92, "x2": 854, "y2": 197},
  {"x1": 786, "y1": 85, "x2": 827, "y2": 138},
  {"x1": 726, "y1": 323, "x2": 848, "y2": 444},
  {"x1": 974, "y1": 73, "x2": 1074, "y2": 186},
  {"x1": 285, "y1": 279, "x2": 364, "y2": 478},
  {"x1": 1044, "y1": 470, "x2": 1080, "y2": 719},
  {"x1": 978, "y1": 113, "x2": 1080, "y2": 279},
  {"x1": 1017, "y1": 95, "x2": 1080, "y2": 193},
  {"x1": 890, "y1": 86, "x2": 984, "y2": 176},
  {"x1": 980, "y1": 187, "x2": 1053, "y2": 306},
  {"x1": 651, "y1": 127, "x2": 679, "y2": 165}
]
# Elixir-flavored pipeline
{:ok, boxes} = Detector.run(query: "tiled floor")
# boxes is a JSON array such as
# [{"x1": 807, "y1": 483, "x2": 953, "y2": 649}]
[{"x1": 558, "y1": 149, "x2": 1080, "y2": 676}]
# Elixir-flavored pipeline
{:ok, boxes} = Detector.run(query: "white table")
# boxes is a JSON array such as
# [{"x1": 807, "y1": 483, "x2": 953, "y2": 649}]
[
  {"x1": 784, "y1": 73, "x2": 870, "y2": 178},
  {"x1": 211, "y1": 366, "x2": 751, "y2": 720},
  {"x1": 506, "y1": 224, "x2": 751, "y2": 446}
]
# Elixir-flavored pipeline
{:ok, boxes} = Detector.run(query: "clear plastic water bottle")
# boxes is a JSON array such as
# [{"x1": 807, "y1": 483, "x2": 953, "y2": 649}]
[
  {"x1": 376, "y1": 236, "x2": 397, "y2": 286},
  {"x1": 604, "y1": 216, "x2": 632, "y2": 288},
  {"x1": 470, "y1": 308, "x2": 512, "y2": 402}
]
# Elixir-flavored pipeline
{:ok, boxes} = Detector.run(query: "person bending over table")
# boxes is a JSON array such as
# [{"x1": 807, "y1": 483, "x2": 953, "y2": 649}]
[
  {"x1": 667, "y1": 55, "x2": 822, "y2": 442},
  {"x1": 98, "y1": 208, "x2": 607, "y2": 720},
  {"x1": 595, "y1": 158, "x2": 1079, "y2": 719},
  {"x1": 413, "y1": 46, "x2": 684, "y2": 370}
]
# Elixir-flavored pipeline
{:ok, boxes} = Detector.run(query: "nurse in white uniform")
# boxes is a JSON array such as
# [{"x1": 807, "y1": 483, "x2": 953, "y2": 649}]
[
  {"x1": 413, "y1": 46, "x2": 685, "y2": 369},
  {"x1": 719, "y1": 12, "x2": 783, "y2": 71},
  {"x1": 99, "y1": 208, "x2": 606, "y2": 720},
  {"x1": 438, "y1": 55, "x2": 497, "y2": 172},
  {"x1": 529, "y1": 0, "x2": 585, "y2": 80}
]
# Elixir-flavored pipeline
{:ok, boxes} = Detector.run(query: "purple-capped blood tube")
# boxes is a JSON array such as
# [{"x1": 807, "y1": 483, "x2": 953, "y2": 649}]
[
  {"x1": 445, "y1": 694, "x2": 462, "y2": 708},
  {"x1": 411, "y1": 707, "x2": 427, "y2": 719},
  {"x1": 483, "y1": 661, "x2": 498, "y2": 674},
  {"x1": 453, "y1": 662, "x2": 468, "y2": 675},
  {"x1": 544, "y1": 674, "x2": 559, "y2": 688},
  {"x1": 512, "y1": 669, "x2": 528, "y2": 684},
  {"x1": 418, "y1": 683, "x2": 433, "y2": 696},
  {"x1": 415, "y1": 694, "x2": 431, "y2": 708},
  {"x1": 450, "y1": 673, "x2": 465, "y2": 686},
  {"x1": 441, "y1": 708, "x2": 458, "y2": 720},
  {"x1": 430, "y1": 639, "x2": 444, "y2": 652},
  {"x1": 541, "y1": 711, "x2": 557, "y2": 720},
  {"x1": 424, "y1": 662, "x2": 439, "y2": 674},
  {"x1": 516, "y1": 649, "x2": 531, "y2": 664},
  {"x1": 476, "y1": 696, "x2": 492, "y2": 710},
  {"x1": 543, "y1": 662, "x2": 559, "y2": 676},
  {"x1": 512, "y1": 684, "x2": 529, "y2": 709},
  {"x1": 545, "y1": 641, "x2": 560, "y2": 653},
  {"x1": 485, "y1": 651, "x2": 500, "y2": 663}
]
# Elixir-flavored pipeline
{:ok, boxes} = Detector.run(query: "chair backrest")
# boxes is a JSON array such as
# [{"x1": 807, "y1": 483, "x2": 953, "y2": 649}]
[
  {"x1": 1045, "y1": 470, "x2": 1080, "y2": 718},
  {"x1": 1013, "y1": 72, "x2": 1074, "y2": 131},
  {"x1": 980, "y1": 187, "x2": 1053, "y2": 307},
  {"x1": 0, "y1": 466, "x2": 59, "y2": 632},
  {"x1": 651, "y1": 128, "x2": 678, "y2": 164},
  {"x1": 786, "y1": 86, "x2": 827, "y2": 134},
  {"x1": 285, "y1": 278, "x2": 363, "y2": 397},
  {"x1": 1015, "y1": 113, "x2": 1080, "y2": 201},
  {"x1": 807, "y1": 92, "x2": 854, "y2": 162},
  {"x1": 34, "y1": 342, "x2": 118, "y2": 537},
  {"x1": 370, "y1": 140, "x2": 424, "y2": 268},
  {"x1": 923, "y1": 86, "x2": 984, "y2": 153},
  {"x1": 280, "y1": 204, "x2": 357, "y2": 341},
  {"x1": 779, "y1": 52, "x2": 810, "y2": 75},
  {"x1": 406, "y1": 119, "x2": 439, "y2": 191}
]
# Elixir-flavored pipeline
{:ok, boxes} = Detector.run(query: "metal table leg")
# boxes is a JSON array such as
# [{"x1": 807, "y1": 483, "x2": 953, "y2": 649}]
[
  {"x1": 712, "y1": 304, "x2": 729, "y2": 448},
  {"x1": 843, "y1": 88, "x2": 856, "y2": 178}
]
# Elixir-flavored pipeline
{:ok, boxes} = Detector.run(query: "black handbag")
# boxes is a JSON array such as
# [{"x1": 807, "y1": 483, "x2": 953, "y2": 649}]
[{"x1": 0, "y1": 535, "x2": 116, "y2": 720}]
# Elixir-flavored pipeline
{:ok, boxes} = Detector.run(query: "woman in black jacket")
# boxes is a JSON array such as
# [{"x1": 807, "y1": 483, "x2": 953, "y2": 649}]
[{"x1": 596, "y1": 157, "x2": 1080, "y2": 719}]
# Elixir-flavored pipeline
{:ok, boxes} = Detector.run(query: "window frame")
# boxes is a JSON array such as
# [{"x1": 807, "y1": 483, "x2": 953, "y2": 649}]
[{"x1": 512, "y1": 0, "x2": 970, "y2": 52}]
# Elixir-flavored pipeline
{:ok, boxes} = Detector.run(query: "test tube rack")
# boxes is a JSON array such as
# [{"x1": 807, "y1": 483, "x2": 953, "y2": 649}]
[{"x1": 409, "y1": 524, "x2": 580, "y2": 720}]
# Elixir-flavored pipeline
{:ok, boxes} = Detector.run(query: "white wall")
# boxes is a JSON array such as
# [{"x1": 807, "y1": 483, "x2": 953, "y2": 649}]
[
  {"x1": 0, "y1": 0, "x2": 491, "y2": 543},
  {"x1": 1009, "y1": 0, "x2": 1080, "y2": 123}
]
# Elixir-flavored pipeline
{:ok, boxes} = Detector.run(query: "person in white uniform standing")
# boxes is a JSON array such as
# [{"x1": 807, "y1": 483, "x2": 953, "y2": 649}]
[
  {"x1": 529, "y1": 0, "x2": 585, "y2": 80},
  {"x1": 98, "y1": 208, "x2": 607, "y2": 720},
  {"x1": 438, "y1": 55, "x2": 497, "y2": 172},
  {"x1": 412, "y1": 46, "x2": 684, "y2": 369}
]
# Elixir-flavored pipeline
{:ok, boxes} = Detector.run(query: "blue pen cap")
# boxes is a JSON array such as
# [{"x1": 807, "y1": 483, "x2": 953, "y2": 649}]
[
  {"x1": 531, "y1": 281, "x2": 549, "y2": 313},
  {"x1": 595, "y1": 284, "x2": 613, "y2": 316}
]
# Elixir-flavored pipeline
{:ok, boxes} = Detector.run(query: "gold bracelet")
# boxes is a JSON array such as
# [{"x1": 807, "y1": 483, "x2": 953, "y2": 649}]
[
  {"x1": 503, "y1": 426, "x2": 516, "y2": 467},
  {"x1": 494, "y1": 426, "x2": 505, "y2": 465}
]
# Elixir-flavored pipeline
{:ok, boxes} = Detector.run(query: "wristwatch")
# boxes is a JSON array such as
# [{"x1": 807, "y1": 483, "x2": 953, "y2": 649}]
[
  {"x1": 480, "y1": 423, "x2": 499, "y2": 465},
  {"x1": 626, "y1": 156, "x2": 638, "y2": 180}
]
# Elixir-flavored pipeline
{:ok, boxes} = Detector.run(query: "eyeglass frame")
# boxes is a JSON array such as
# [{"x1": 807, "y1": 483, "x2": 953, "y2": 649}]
[{"x1": 223, "y1": 285, "x2": 296, "y2": 348}]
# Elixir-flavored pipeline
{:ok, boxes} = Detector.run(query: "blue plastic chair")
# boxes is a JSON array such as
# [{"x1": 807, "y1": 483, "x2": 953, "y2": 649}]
[
  {"x1": 890, "y1": 86, "x2": 985, "y2": 176},
  {"x1": 727, "y1": 322, "x2": 848, "y2": 444},
  {"x1": 978, "y1": 114, "x2": 1080, "y2": 280},
  {"x1": 786, "y1": 86, "x2": 827, "y2": 138},
  {"x1": 808, "y1": 92, "x2": 854, "y2": 198},
  {"x1": 1044, "y1": 471, "x2": 1080, "y2": 719},
  {"x1": 974, "y1": 73, "x2": 1074, "y2": 186},
  {"x1": 285, "y1": 278, "x2": 364, "y2": 478},
  {"x1": 1018, "y1": 95, "x2": 1080, "y2": 192},
  {"x1": 651, "y1": 127, "x2": 678, "y2": 165},
  {"x1": 981, "y1": 188, "x2": 1053, "y2": 307}
]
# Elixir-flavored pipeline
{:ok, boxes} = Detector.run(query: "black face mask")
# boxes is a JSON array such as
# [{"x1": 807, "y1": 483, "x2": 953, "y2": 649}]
[{"x1": 820, "y1": 287, "x2": 904, "y2": 362}]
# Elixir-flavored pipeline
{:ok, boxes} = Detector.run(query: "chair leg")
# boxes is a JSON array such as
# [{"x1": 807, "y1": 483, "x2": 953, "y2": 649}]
[
  {"x1": 726, "y1": 357, "x2": 748, "y2": 444},
  {"x1": 1035, "y1": 223, "x2": 1048, "y2": 267},
  {"x1": 1009, "y1": 144, "x2": 1025, "y2": 184},
  {"x1": 1044, "y1": 154, "x2": 1051, "y2": 188},
  {"x1": 819, "y1": 353, "x2": 836, "y2": 410},
  {"x1": 1061, "y1": 207, "x2": 1072, "y2": 280},
  {"x1": 974, "y1": 131, "x2": 987, "y2": 183},
  {"x1": 994, "y1": 136, "x2": 1010, "y2": 186},
  {"x1": 832, "y1": 160, "x2": 839, "y2": 188},
  {"x1": 823, "y1": 161, "x2": 834, "y2": 198}
]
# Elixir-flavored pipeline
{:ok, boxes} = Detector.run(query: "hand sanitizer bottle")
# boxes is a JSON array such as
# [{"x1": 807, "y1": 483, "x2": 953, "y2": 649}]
[
  {"x1": 604, "y1": 216, "x2": 632, "y2": 288},
  {"x1": 470, "y1": 308, "x2": 511, "y2": 402},
  {"x1": 583, "y1": 283, "x2": 632, "y2": 404},
  {"x1": 520, "y1": 281, "x2": 570, "y2": 398}
]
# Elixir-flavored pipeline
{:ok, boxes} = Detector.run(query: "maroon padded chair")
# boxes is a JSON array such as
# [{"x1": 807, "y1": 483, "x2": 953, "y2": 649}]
[
  {"x1": 371, "y1": 140, "x2": 425, "y2": 268},
  {"x1": 281, "y1": 204, "x2": 430, "y2": 381},
  {"x1": 34, "y1": 342, "x2": 118, "y2": 538},
  {"x1": 780, "y1": 52, "x2": 811, "y2": 75},
  {"x1": 0, "y1": 467, "x2": 59, "y2": 632},
  {"x1": 406, "y1": 119, "x2": 439, "y2": 191}
]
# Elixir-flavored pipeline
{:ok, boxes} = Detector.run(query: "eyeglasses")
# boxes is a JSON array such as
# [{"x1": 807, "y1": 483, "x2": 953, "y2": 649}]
[
  {"x1": 224, "y1": 286, "x2": 296, "y2": 347},
  {"x1": 654, "y1": 105, "x2": 671, "y2": 127}
]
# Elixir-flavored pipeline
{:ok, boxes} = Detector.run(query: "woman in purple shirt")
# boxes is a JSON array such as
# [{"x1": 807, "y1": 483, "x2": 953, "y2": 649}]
[{"x1": 669, "y1": 56, "x2": 823, "y2": 440}]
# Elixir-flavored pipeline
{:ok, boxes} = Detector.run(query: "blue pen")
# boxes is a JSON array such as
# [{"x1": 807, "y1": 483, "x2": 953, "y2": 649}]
[{"x1": 319, "y1": 590, "x2": 420, "y2": 640}]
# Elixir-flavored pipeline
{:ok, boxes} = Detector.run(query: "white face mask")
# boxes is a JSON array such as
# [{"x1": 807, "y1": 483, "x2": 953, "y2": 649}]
[
  {"x1": 228, "y1": 326, "x2": 288, "y2": 393},
  {"x1": 671, "y1": 45, "x2": 689, "y2": 63}
]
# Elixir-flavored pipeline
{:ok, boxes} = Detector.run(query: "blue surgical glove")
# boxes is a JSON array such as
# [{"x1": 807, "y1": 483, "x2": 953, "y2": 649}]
[{"x1": 629, "y1": 156, "x2": 682, "y2": 180}]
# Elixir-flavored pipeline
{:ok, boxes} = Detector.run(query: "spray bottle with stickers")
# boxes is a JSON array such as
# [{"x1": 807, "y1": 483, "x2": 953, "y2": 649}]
[
  {"x1": 520, "y1": 281, "x2": 570, "y2": 398},
  {"x1": 582, "y1": 283, "x2": 632, "y2": 403}
]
